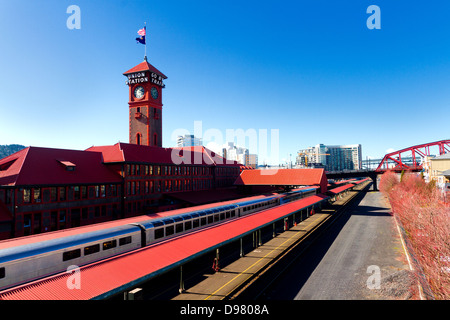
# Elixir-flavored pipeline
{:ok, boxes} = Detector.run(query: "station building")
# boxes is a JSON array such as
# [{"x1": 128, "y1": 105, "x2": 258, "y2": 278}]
[{"x1": 0, "y1": 58, "x2": 242, "y2": 239}]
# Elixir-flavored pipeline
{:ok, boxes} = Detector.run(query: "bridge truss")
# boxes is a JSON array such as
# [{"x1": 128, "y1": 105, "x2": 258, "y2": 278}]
[{"x1": 375, "y1": 139, "x2": 450, "y2": 172}]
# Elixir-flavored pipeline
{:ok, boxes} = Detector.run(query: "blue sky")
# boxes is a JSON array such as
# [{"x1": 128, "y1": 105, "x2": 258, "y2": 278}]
[{"x1": 0, "y1": 1, "x2": 449, "y2": 165}]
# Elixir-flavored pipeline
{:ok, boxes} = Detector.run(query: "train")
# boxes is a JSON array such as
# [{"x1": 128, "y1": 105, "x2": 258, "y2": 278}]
[{"x1": 0, "y1": 187, "x2": 317, "y2": 291}]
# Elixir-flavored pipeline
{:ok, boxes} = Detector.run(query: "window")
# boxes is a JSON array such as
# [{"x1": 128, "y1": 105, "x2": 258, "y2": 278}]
[
  {"x1": 84, "y1": 244, "x2": 100, "y2": 255},
  {"x1": 110, "y1": 185, "x2": 117, "y2": 197},
  {"x1": 185, "y1": 221, "x2": 192, "y2": 231},
  {"x1": 81, "y1": 186, "x2": 87, "y2": 199},
  {"x1": 103, "y1": 240, "x2": 117, "y2": 250},
  {"x1": 165, "y1": 225, "x2": 174, "y2": 236},
  {"x1": 59, "y1": 187, "x2": 66, "y2": 201},
  {"x1": 51, "y1": 211, "x2": 58, "y2": 231},
  {"x1": 155, "y1": 228, "x2": 164, "y2": 239},
  {"x1": 0, "y1": 267, "x2": 5, "y2": 279},
  {"x1": 193, "y1": 219, "x2": 200, "y2": 228},
  {"x1": 136, "y1": 133, "x2": 141, "y2": 145},
  {"x1": 63, "y1": 249, "x2": 81, "y2": 261},
  {"x1": 119, "y1": 236, "x2": 132, "y2": 246},
  {"x1": 23, "y1": 214, "x2": 31, "y2": 236},
  {"x1": 51, "y1": 187, "x2": 57, "y2": 202},
  {"x1": 176, "y1": 223, "x2": 183, "y2": 233},
  {"x1": 59, "y1": 210, "x2": 66, "y2": 229},
  {"x1": 23, "y1": 188, "x2": 31, "y2": 203},
  {"x1": 33, "y1": 188, "x2": 41, "y2": 203},
  {"x1": 74, "y1": 186, "x2": 80, "y2": 200}
]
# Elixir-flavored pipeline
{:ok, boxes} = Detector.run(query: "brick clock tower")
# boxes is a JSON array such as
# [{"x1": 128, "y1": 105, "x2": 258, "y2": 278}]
[{"x1": 123, "y1": 57, "x2": 167, "y2": 147}]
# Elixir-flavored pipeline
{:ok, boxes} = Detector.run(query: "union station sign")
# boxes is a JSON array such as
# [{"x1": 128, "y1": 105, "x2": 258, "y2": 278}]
[{"x1": 126, "y1": 71, "x2": 165, "y2": 87}]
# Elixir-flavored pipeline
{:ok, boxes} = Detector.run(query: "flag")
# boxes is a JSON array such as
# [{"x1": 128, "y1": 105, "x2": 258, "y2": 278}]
[
  {"x1": 136, "y1": 26, "x2": 146, "y2": 45},
  {"x1": 137, "y1": 27, "x2": 146, "y2": 36},
  {"x1": 136, "y1": 35, "x2": 145, "y2": 44}
]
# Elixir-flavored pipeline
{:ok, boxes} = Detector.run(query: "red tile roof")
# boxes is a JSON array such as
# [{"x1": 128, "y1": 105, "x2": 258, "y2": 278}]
[
  {"x1": 0, "y1": 147, "x2": 122, "y2": 186},
  {"x1": 123, "y1": 60, "x2": 167, "y2": 79},
  {"x1": 234, "y1": 168, "x2": 328, "y2": 193},
  {"x1": 87, "y1": 143, "x2": 240, "y2": 167}
]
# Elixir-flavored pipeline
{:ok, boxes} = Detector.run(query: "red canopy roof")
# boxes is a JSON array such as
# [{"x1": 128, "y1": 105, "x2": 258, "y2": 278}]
[
  {"x1": 234, "y1": 168, "x2": 328, "y2": 193},
  {"x1": 327, "y1": 184, "x2": 354, "y2": 195},
  {"x1": 0, "y1": 147, "x2": 122, "y2": 186}
]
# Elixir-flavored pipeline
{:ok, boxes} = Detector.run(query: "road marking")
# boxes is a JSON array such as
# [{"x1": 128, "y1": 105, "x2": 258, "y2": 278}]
[{"x1": 394, "y1": 215, "x2": 424, "y2": 300}]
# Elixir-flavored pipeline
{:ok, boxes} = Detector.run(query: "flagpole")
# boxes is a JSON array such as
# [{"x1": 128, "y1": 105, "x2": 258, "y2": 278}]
[{"x1": 144, "y1": 22, "x2": 147, "y2": 61}]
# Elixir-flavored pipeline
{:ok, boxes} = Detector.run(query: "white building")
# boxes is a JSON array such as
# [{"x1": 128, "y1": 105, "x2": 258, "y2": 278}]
[
  {"x1": 222, "y1": 142, "x2": 251, "y2": 166},
  {"x1": 176, "y1": 135, "x2": 202, "y2": 147},
  {"x1": 297, "y1": 143, "x2": 362, "y2": 171}
]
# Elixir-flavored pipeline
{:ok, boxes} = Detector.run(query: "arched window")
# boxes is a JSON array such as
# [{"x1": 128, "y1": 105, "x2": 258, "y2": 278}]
[{"x1": 136, "y1": 133, "x2": 142, "y2": 145}]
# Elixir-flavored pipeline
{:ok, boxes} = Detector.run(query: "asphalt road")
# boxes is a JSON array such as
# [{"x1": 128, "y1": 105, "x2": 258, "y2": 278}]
[{"x1": 263, "y1": 190, "x2": 411, "y2": 300}]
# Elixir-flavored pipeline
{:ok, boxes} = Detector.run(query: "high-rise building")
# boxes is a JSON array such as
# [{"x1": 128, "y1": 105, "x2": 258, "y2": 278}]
[
  {"x1": 222, "y1": 142, "x2": 249, "y2": 165},
  {"x1": 245, "y1": 154, "x2": 258, "y2": 168},
  {"x1": 297, "y1": 144, "x2": 362, "y2": 171},
  {"x1": 176, "y1": 135, "x2": 202, "y2": 147}
]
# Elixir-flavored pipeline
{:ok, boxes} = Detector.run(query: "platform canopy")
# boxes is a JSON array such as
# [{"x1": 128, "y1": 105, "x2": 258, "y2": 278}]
[{"x1": 234, "y1": 168, "x2": 328, "y2": 193}]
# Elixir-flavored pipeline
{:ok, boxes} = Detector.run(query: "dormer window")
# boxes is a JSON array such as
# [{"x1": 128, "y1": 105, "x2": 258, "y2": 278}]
[
  {"x1": 57, "y1": 160, "x2": 76, "y2": 171},
  {"x1": 0, "y1": 158, "x2": 17, "y2": 171}
]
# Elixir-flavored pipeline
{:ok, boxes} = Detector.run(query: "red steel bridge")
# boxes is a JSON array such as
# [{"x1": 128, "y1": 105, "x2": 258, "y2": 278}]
[
  {"x1": 375, "y1": 139, "x2": 450, "y2": 172},
  {"x1": 326, "y1": 139, "x2": 450, "y2": 190}
]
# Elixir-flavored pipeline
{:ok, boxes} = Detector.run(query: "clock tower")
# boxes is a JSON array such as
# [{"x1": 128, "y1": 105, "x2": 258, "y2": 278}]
[{"x1": 123, "y1": 57, "x2": 167, "y2": 147}]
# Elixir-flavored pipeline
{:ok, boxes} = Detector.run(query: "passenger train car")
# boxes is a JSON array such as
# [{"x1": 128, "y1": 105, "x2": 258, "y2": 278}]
[{"x1": 0, "y1": 187, "x2": 317, "y2": 291}]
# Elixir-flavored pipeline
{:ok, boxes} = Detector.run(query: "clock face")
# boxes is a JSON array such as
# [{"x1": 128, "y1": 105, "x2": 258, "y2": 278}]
[
  {"x1": 134, "y1": 86, "x2": 145, "y2": 99},
  {"x1": 151, "y1": 87, "x2": 159, "y2": 100}
]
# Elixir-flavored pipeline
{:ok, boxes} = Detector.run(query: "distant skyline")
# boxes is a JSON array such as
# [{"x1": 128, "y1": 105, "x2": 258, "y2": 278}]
[{"x1": 1, "y1": 1, "x2": 449, "y2": 165}]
